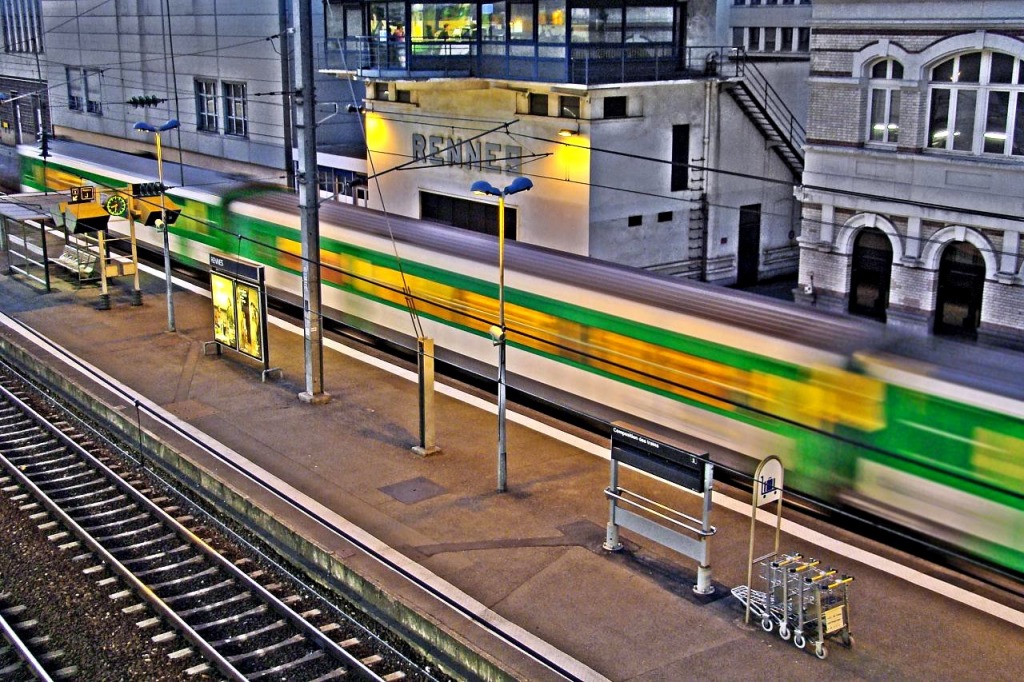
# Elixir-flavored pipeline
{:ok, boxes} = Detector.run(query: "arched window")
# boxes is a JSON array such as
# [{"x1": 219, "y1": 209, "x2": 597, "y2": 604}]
[
  {"x1": 927, "y1": 50, "x2": 1024, "y2": 156},
  {"x1": 849, "y1": 228, "x2": 893, "y2": 321},
  {"x1": 867, "y1": 59, "x2": 903, "y2": 144}
]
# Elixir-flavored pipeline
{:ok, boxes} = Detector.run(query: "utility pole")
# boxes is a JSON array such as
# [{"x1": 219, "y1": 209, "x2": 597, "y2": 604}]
[{"x1": 296, "y1": 0, "x2": 329, "y2": 404}]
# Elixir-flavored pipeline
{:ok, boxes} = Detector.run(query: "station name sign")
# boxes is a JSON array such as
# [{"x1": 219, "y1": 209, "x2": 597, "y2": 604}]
[{"x1": 412, "y1": 133, "x2": 522, "y2": 174}]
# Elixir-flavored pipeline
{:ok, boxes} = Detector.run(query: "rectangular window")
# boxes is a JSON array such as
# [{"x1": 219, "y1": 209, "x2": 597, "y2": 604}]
[
  {"x1": 66, "y1": 67, "x2": 82, "y2": 111},
  {"x1": 1013, "y1": 92, "x2": 1024, "y2": 156},
  {"x1": 658, "y1": 211, "x2": 673, "y2": 222},
  {"x1": 560, "y1": 95, "x2": 580, "y2": 119},
  {"x1": 625, "y1": 6, "x2": 673, "y2": 43},
  {"x1": 529, "y1": 93, "x2": 548, "y2": 116},
  {"x1": 604, "y1": 95, "x2": 627, "y2": 118},
  {"x1": 196, "y1": 79, "x2": 218, "y2": 132},
  {"x1": 732, "y1": 28, "x2": 744, "y2": 49},
  {"x1": 2, "y1": 0, "x2": 43, "y2": 53},
  {"x1": 422, "y1": 189, "x2": 518, "y2": 239},
  {"x1": 984, "y1": 90, "x2": 1010, "y2": 154},
  {"x1": 395, "y1": 88, "x2": 412, "y2": 103},
  {"x1": 570, "y1": 7, "x2": 622, "y2": 44},
  {"x1": 537, "y1": 0, "x2": 566, "y2": 42},
  {"x1": 764, "y1": 28, "x2": 777, "y2": 52},
  {"x1": 747, "y1": 27, "x2": 761, "y2": 52},
  {"x1": 84, "y1": 69, "x2": 102, "y2": 114},
  {"x1": 374, "y1": 82, "x2": 389, "y2": 100},
  {"x1": 797, "y1": 27, "x2": 810, "y2": 52},
  {"x1": 628, "y1": 215, "x2": 642, "y2": 227},
  {"x1": 869, "y1": 88, "x2": 900, "y2": 144},
  {"x1": 671, "y1": 124, "x2": 690, "y2": 192},
  {"x1": 482, "y1": 1, "x2": 506, "y2": 41},
  {"x1": 510, "y1": 2, "x2": 533, "y2": 40},
  {"x1": 223, "y1": 81, "x2": 248, "y2": 137},
  {"x1": 780, "y1": 27, "x2": 793, "y2": 52},
  {"x1": 952, "y1": 89, "x2": 976, "y2": 151},
  {"x1": 928, "y1": 89, "x2": 951, "y2": 148}
]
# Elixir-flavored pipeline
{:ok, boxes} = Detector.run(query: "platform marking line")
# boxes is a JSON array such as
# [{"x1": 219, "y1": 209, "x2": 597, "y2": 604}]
[{"x1": 162, "y1": 267, "x2": 1024, "y2": 629}]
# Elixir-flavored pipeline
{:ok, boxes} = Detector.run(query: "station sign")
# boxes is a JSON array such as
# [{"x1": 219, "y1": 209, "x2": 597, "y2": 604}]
[{"x1": 610, "y1": 423, "x2": 709, "y2": 493}]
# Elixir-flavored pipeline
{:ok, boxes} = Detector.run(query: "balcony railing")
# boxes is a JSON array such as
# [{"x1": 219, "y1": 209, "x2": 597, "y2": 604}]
[{"x1": 320, "y1": 37, "x2": 743, "y2": 85}]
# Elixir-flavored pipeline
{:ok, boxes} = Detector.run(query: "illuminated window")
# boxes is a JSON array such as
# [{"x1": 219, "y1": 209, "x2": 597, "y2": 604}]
[
  {"x1": 927, "y1": 51, "x2": 1024, "y2": 156},
  {"x1": 867, "y1": 59, "x2": 902, "y2": 145}
]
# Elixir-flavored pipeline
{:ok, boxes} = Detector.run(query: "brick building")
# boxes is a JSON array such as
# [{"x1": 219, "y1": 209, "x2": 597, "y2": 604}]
[{"x1": 795, "y1": 0, "x2": 1024, "y2": 349}]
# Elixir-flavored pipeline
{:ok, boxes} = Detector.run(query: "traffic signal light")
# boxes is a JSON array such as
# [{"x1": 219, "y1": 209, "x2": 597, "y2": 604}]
[
  {"x1": 127, "y1": 95, "x2": 167, "y2": 108},
  {"x1": 130, "y1": 182, "x2": 165, "y2": 197},
  {"x1": 133, "y1": 196, "x2": 181, "y2": 227}
]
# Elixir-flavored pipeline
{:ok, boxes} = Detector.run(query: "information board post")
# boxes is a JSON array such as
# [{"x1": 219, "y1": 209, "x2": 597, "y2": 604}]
[
  {"x1": 412, "y1": 337, "x2": 441, "y2": 456},
  {"x1": 205, "y1": 253, "x2": 281, "y2": 382},
  {"x1": 745, "y1": 455, "x2": 784, "y2": 624},
  {"x1": 603, "y1": 423, "x2": 717, "y2": 595}
]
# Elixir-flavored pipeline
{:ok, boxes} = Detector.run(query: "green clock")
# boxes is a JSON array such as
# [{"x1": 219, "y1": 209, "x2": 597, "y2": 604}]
[{"x1": 104, "y1": 194, "x2": 128, "y2": 217}]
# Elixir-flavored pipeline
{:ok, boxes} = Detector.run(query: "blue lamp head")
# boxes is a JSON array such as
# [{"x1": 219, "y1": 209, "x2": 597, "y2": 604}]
[
  {"x1": 134, "y1": 119, "x2": 180, "y2": 133},
  {"x1": 471, "y1": 180, "x2": 501, "y2": 197},
  {"x1": 504, "y1": 177, "x2": 533, "y2": 195}
]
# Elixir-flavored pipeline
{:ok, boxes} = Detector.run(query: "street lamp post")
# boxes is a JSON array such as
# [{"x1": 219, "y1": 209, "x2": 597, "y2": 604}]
[
  {"x1": 470, "y1": 176, "x2": 533, "y2": 492},
  {"x1": 134, "y1": 119, "x2": 180, "y2": 332}
]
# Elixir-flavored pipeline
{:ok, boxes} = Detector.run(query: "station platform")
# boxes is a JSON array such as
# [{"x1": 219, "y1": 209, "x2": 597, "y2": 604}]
[{"x1": 0, "y1": 266, "x2": 1020, "y2": 681}]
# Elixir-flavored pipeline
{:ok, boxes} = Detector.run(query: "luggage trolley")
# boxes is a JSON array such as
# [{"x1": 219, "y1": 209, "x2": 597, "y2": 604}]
[{"x1": 731, "y1": 552, "x2": 854, "y2": 659}]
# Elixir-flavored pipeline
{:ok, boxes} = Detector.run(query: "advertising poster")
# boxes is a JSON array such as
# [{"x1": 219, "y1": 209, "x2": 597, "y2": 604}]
[
  {"x1": 235, "y1": 281, "x2": 264, "y2": 361},
  {"x1": 211, "y1": 272, "x2": 237, "y2": 347}
]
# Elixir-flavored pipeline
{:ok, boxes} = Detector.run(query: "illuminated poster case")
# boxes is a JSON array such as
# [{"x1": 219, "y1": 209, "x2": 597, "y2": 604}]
[{"x1": 208, "y1": 254, "x2": 280, "y2": 380}]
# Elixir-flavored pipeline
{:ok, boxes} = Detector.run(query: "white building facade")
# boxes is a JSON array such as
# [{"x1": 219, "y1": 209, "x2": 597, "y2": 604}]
[{"x1": 326, "y1": 0, "x2": 809, "y2": 285}]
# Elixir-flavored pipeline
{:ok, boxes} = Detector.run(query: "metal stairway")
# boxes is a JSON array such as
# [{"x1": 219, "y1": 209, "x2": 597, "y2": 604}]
[{"x1": 725, "y1": 54, "x2": 805, "y2": 178}]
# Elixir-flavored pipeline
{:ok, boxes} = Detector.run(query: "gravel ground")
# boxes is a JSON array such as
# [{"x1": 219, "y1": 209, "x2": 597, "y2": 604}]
[{"x1": 0, "y1": 485, "x2": 215, "y2": 681}]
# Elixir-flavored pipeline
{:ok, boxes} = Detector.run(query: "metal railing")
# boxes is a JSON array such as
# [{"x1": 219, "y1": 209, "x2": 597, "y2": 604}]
[{"x1": 320, "y1": 38, "x2": 743, "y2": 85}]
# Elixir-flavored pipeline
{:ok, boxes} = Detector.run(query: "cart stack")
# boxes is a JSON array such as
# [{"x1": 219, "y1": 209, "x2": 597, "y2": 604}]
[{"x1": 732, "y1": 552, "x2": 854, "y2": 659}]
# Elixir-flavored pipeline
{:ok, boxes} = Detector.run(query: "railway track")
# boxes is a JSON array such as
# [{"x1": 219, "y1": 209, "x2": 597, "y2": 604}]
[
  {"x1": 0, "y1": 591, "x2": 73, "y2": 681},
  {"x1": 0, "y1": 369, "x2": 430, "y2": 682}
]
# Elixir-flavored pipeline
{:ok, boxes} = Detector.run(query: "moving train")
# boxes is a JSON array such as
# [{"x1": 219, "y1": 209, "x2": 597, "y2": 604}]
[{"x1": 17, "y1": 144, "x2": 1024, "y2": 576}]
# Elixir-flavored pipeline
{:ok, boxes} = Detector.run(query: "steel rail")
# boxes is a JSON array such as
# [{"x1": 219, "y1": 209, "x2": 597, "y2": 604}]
[{"x1": 0, "y1": 380, "x2": 386, "y2": 682}]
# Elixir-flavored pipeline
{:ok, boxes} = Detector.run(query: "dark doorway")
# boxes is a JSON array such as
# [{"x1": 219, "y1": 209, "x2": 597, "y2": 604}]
[
  {"x1": 848, "y1": 228, "x2": 892, "y2": 322},
  {"x1": 736, "y1": 204, "x2": 761, "y2": 287},
  {"x1": 934, "y1": 241, "x2": 985, "y2": 339}
]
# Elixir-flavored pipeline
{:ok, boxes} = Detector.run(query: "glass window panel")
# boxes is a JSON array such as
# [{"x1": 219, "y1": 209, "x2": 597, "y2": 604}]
[
  {"x1": 764, "y1": 28, "x2": 777, "y2": 52},
  {"x1": 780, "y1": 27, "x2": 792, "y2": 52},
  {"x1": 625, "y1": 6, "x2": 673, "y2": 43},
  {"x1": 870, "y1": 89, "x2": 887, "y2": 141},
  {"x1": 196, "y1": 79, "x2": 217, "y2": 131},
  {"x1": 797, "y1": 27, "x2": 809, "y2": 51},
  {"x1": 529, "y1": 93, "x2": 548, "y2": 116},
  {"x1": 560, "y1": 95, "x2": 580, "y2": 118},
  {"x1": 537, "y1": 1, "x2": 566, "y2": 42},
  {"x1": 538, "y1": 45, "x2": 565, "y2": 58},
  {"x1": 928, "y1": 89, "x2": 951, "y2": 148},
  {"x1": 958, "y1": 52, "x2": 981, "y2": 82},
  {"x1": 990, "y1": 52, "x2": 1014, "y2": 84},
  {"x1": 510, "y1": 2, "x2": 533, "y2": 40},
  {"x1": 892, "y1": 61, "x2": 903, "y2": 79},
  {"x1": 732, "y1": 27, "x2": 744, "y2": 48},
  {"x1": 66, "y1": 67, "x2": 82, "y2": 111},
  {"x1": 413, "y1": 3, "x2": 473, "y2": 41},
  {"x1": 748, "y1": 27, "x2": 760, "y2": 51},
  {"x1": 952, "y1": 89, "x2": 976, "y2": 150},
  {"x1": 1013, "y1": 93, "x2": 1024, "y2": 156},
  {"x1": 984, "y1": 90, "x2": 1010, "y2": 153},
  {"x1": 932, "y1": 57, "x2": 955, "y2": 82},
  {"x1": 482, "y1": 1, "x2": 506, "y2": 41},
  {"x1": 871, "y1": 61, "x2": 887, "y2": 79},
  {"x1": 571, "y1": 7, "x2": 620, "y2": 43},
  {"x1": 889, "y1": 90, "x2": 900, "y2": 143}
]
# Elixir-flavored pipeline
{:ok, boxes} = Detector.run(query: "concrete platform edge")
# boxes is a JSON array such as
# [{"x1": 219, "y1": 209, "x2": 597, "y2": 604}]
[{"x1": 0, "y1": 319, "x2": 560, "y2": 682}]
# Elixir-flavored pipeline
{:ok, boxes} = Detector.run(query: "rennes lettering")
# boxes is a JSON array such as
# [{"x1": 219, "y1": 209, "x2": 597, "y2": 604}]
[{"x1": 412, "y1": 133, "x2": 522, "y2": 174}]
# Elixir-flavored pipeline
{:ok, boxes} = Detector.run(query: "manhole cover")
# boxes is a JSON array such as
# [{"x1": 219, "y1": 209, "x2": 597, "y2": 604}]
[{"x1": 379, "y1": 476, "x2": 447, "y2": 504}]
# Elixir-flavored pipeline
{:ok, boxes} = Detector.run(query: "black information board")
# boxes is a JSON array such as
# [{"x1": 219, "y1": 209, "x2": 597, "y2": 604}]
[{"x1": 610, "y1": 423, "x2": 710, "y2": 493}]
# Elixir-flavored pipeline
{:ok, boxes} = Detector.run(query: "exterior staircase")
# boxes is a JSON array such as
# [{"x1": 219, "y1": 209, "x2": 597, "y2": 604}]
[{"x1": 725, "y1": 54, "x2": 805, "y2": 178}]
